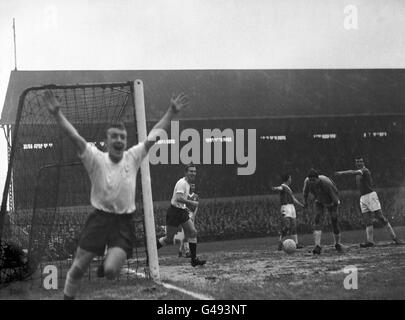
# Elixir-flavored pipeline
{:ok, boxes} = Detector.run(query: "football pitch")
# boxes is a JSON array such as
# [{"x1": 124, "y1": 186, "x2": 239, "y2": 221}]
[{"x1": 1, "y1": 226, "x2": 404, "y2": 300}]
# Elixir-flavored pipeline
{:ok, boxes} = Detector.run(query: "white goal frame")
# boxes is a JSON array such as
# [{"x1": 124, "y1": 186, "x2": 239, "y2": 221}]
[{"x1": 133, "y1": 79, "x2": 160, "y2": 281}]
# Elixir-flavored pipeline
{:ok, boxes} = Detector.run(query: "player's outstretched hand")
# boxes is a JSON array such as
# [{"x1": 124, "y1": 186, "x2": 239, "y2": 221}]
[
  {"x1": 334, "y1": 171, "x2": 342, "y2": 177},
  {"x1": 42, "y1": 90, "x2": 61, "y2": 115},
  {"x1": 170, "y1": 93, "x2": 189, "y2": 113}
]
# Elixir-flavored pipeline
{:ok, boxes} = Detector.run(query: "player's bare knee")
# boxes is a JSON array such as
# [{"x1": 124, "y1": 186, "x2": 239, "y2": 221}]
[
  {"x1": 185, "y1": 231, "x2": 196, "y2": 240},
  {"x1": 364, "y1": 215, "x2": 373, "y2": 226},
  {"x1": 185, "y1": 227, "x2": 197, "y2": 239},
  {"x1": 331, "y1": 217, "x2": 339, "y2": 234},
  {"x1": 375, "y1": 211, "x2": 388, "y2": 224}
]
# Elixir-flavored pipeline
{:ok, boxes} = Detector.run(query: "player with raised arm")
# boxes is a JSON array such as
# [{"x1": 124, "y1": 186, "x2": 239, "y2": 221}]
[
  {"x1": 42, "y1": 89, "x2": 189, "y2": 300},
  {"x1": 272, "y1": 173, "x2": 304, "y2": 250},
  {"x1": 156, "y1": 165, "x2": 206, "y2": 267},
  {"x1": 335, "y1": 157, "x2": 402, "y2": 247},
  {"x1": 303, "y1": 169, "x2": 344, "y2": 255}
]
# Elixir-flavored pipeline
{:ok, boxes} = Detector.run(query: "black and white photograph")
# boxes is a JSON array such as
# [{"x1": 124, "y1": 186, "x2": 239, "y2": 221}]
[{"x1": 0, "y1": 0, "x2": 404, "y2": 304}]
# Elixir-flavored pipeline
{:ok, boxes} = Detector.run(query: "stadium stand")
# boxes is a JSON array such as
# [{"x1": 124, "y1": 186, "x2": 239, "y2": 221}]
[{"x1": 1, "y1": 69, "x2": 405, "y2": 261}]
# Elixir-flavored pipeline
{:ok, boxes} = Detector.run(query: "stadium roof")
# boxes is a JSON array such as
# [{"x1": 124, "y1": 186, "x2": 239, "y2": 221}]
[{"x1": 1, "y1": 69, "x2": 405, "y2": 125}]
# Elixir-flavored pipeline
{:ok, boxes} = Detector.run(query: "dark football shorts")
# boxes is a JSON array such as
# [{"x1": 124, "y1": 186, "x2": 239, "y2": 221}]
[
  {"x1": 166, "y1": 205, "x2": 190, "y2": 227},
  {"x1": 78, "y1": 209, "x2": 136, "y2": 258}
]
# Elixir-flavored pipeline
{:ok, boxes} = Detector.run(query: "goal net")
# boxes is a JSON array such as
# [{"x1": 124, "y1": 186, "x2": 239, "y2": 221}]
[{"x1": 0, "y1": 81, "x2": 158, "y2": 284}]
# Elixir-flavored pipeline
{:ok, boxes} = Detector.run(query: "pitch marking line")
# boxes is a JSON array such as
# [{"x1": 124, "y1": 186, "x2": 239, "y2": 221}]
[
  {"x1": 124, "y1": 268, "x2": 214, "y2": 300},
  {"x1": 160, "y1": 282, "x2": 215, "y2": 300}
]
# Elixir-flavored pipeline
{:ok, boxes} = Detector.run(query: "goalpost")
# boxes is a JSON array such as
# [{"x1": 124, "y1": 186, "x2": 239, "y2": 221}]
[
  {"x1": 0, "y1": 80, "x2": 160, "y2": 283},
  {"x1": 133, "y1": 80, "x2": 160, "y2": 281}
]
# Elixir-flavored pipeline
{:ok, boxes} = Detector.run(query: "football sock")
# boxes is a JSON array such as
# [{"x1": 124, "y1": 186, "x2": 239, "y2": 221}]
[
  {"x1": 333, "y1": 233, "x2": 341, "y2": 245},
  {"x1": 366, "y1": 226, "x2": 374, "y2": 243},
  {"x1": 292, "y1": 234, "x2": 298, "y2": 244},
  {"x1": 189, "y1": 243, "x2": 197, "y2": 260}
]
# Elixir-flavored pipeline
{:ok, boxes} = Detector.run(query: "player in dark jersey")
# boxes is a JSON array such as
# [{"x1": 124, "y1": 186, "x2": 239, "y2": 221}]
[
  {"x1": 303, "y1": 169, "x2": 344, "y2": 254},
  {"x1": 335, "y1": 157, "x2": 402, "y2": 247},
  {"x1": 272, "y1": 173, "x2": 304, "y2": 250}
]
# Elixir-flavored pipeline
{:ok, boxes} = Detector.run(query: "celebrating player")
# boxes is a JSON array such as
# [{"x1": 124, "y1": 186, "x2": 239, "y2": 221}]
[
  {"x1": 42, "y1": 89, "x2": 189, "y2": 300},
  {"x1": 156, "y1": 165, "x2": 206, "y2": 267},
  {"x1": 335, "y1": 157, "x2": 402, "y2": 247},
  {"x1": 303, "y1": 169, "x2": 344, "y2": 254},
  {"x1": 272, "y1": 173, "x2": 304, "y2": 250}
]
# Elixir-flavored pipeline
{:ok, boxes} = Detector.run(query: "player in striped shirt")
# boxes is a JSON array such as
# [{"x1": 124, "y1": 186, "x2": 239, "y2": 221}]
[{"x1": 272, "y1": 173, "x2": 305, "y2": 250}]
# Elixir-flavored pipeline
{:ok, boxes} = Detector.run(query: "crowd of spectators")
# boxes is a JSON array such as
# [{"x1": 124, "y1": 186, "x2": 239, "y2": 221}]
[
  {"x1": 12, "y1": 118, "x2": 405, "y2": 206},
  {"x1": 148, "y1": 132, "x2": 405, "y2": 200},
  {"x1": 8, "y1": 187, "x2": 404, "y2": 262},
  {"x1": 5, "y1": 119, "x2": 405, "y2": 261},
  {"x1": 153, "y1": 188, "x2": 405, "y2": 242}
]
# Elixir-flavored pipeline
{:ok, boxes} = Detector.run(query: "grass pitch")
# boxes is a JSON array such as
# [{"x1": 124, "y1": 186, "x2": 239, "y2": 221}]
[
  {"x1": 1, "y1": 226, "x2": 404, "y2": 300},
  {"x1": 158, "y1": 226, "x2": 405, "y2": 300}
]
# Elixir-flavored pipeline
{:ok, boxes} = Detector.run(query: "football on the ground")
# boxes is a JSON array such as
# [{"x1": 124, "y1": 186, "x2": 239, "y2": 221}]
[{"x1": 282, "y1": 239, "x2": 297, "y2": 254}]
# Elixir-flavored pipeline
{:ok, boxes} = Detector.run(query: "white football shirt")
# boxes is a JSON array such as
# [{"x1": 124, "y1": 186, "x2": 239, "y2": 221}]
[
  {"x1": 171, "y1": 177, "x2": 190, "y2": 209},
  {"x1": 79, "y1": 142, "x2": 146, "y2": 214}
]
